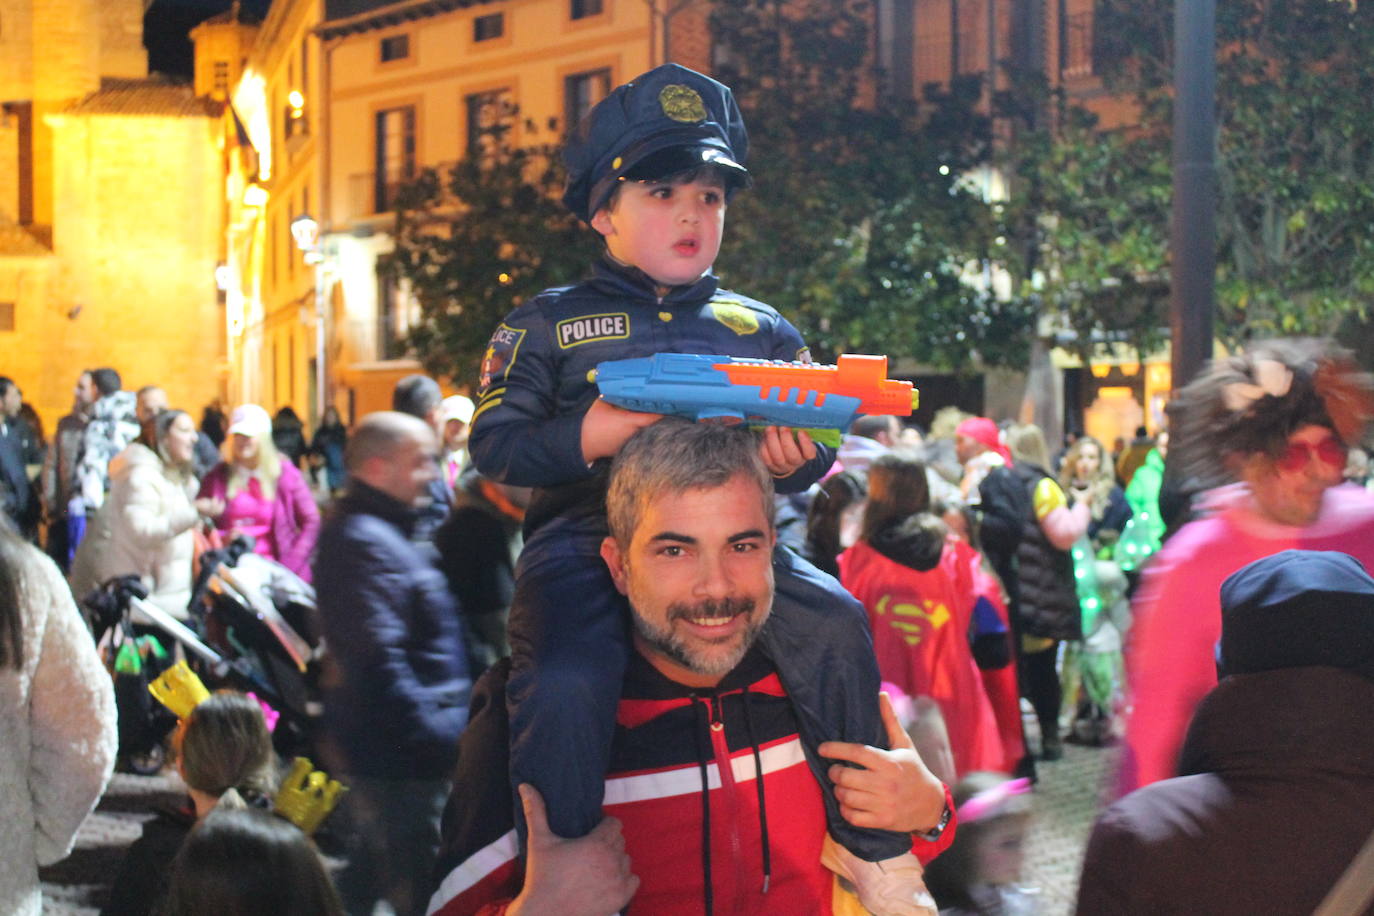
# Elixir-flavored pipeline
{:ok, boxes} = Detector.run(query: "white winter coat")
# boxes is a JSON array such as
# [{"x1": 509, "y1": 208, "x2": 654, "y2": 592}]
[
  {"x1": 0, "y1": 542, "x2": 117, "y2": 916},
  {"x1": 70, "y1": 443, "x2": 200, "y2": 619}
]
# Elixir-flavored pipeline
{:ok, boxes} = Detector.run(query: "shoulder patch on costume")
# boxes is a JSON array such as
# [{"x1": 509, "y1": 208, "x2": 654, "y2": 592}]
[
  {"x1": 709, "y1": 299, "x2": 760, "y2": 336},
  {"x1": 480, "y1": 323, "x2": 527, "y2": 390},
  {"x1": 555, "y1": 312, "x2": 631, "y2": 349}
]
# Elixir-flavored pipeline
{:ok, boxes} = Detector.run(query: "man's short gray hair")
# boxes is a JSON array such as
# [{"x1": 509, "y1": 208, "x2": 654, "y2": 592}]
[
  {"x1": 345, "y1": 411, "x2": 430, "y2": 471},
  {"x1": 606, "y1": 419, "x2": 774, "y2": 544}
]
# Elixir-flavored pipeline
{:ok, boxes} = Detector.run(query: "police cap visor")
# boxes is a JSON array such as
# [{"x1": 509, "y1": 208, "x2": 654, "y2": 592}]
[{"x1": 620, "y1": 146, "x2": 751, "y2": 186}]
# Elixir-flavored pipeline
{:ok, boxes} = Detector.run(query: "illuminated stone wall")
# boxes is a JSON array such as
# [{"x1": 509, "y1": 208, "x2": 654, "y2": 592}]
[
  {"x1": 0, "y1": 0, "x2": 224, "y2": 435},
  {"x1": 3, "y1": 109, "x2": 226, "y2": 428}
]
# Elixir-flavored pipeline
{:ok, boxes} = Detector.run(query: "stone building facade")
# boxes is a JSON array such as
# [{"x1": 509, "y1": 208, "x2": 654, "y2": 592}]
[{"x1": 0, "y1": 0, "x2": 224, "y2": 438}]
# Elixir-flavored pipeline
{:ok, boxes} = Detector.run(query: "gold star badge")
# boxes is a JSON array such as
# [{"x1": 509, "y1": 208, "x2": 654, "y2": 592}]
[{"x1": 659, "y1": 84, "x2": 707, "y2": 123}]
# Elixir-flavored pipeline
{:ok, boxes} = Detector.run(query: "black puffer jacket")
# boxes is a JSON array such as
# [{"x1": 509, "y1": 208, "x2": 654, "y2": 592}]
[{"x1": 979, "y1": 462, "x2": 1080, "y2": 641}]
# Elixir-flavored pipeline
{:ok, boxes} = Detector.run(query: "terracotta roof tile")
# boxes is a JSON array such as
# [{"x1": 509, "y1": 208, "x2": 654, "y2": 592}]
[
  {"x1": 63, "y1": 78, "x2": 221, "y2": 118},
  {"x1": 320, "y1": 0, "x2": 484, "y2": 38}
]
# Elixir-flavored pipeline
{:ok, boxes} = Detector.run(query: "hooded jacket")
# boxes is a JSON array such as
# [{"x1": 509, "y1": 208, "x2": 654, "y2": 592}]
[
  {"x1": 839, "y1": 524, "x2": 1005, "y2": 778},
  {"x1": 1080, "y1": 667, "x2": 1374, "y2": 915},
  {"x1": 69, "y1": 443, "x2": 201, "y2": 619},
  {"x1": 427, "y1": 650, "x2": 955, "y2": 916}
]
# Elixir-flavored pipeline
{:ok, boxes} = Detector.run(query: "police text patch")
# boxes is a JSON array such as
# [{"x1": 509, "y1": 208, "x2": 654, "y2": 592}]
[{"x1": 556, "y1": 313, "x2": 630, "y2": 349}]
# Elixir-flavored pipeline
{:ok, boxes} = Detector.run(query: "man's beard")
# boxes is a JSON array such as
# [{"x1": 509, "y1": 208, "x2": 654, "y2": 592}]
[{"x1": 631, "y1": 595, "x2": 763, "y2": 678}]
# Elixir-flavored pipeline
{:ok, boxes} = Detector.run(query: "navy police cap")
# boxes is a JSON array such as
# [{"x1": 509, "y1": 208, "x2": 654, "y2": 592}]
[
  {"x1": 562, "y1": 63, "x2": 750, "y2": 223},
  {"x1": 1218, "y1": 549, "x2": 1374, "y2": 681}
]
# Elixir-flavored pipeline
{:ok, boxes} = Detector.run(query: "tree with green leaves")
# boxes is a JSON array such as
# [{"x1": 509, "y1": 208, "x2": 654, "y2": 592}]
[
  {"x1": 380, "y1": 125, "x2": 600, "y2": 387},
  {"x1": 387, "y1": 0, "x2": 1018, "y2": 381},
  {"x1": 709, "y1": 0, "x2": 1032, "y2": 368},
  {"x1": 994, "y1": 82, "x2": 1172, "y2": 363},
  {"x1": 1028, "y1": 0, "x2": 1374, "y2": 351}
]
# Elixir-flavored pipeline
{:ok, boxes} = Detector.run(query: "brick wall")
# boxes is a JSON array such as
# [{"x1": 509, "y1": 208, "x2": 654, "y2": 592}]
[{"x1": 667, "y1": 3, "x2": 713, "y2": 73}]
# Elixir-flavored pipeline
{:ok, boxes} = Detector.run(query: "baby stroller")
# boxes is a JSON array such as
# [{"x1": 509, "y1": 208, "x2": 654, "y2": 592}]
[
  {"x1": 191, "y1": 537, "x2": 324, "y2": 757},
  {"x1": 85, "y1": 537, "x2": 325, "y2": 768},
  {"x1": 85, "y1": 575, "x2": 179, "y2": 774}
]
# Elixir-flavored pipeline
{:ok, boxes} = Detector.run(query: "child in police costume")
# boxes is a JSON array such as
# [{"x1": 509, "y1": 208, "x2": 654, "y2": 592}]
[{"x1": 469, "y1": 64, "x2": 943, "y2": 912}]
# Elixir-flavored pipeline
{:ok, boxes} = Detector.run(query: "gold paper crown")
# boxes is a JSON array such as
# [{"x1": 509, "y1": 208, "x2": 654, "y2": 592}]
[
  {"x1": 147, "y1": 661, "x2": 211, "y2": 720},
  {"x1": 273, "y1": 757, "x2": 348, "y2": 835}
]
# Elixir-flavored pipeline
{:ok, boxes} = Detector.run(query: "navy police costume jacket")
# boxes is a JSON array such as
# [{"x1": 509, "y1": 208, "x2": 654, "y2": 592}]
[
  {"x1": 468, "y1": 256, "x2": 833, "y2": 535},
  {"x1": 467, "y1": 257, "x2": 907, "y2": 863}
]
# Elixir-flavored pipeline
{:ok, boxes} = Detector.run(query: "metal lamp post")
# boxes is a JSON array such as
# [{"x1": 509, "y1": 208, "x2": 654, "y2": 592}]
[
  {"x1": 290, "y1": 213, "x2": 328, "y2": 425},
  {"x1": 1170, "y1": 0, "x2": 1217, "y2": 391}
]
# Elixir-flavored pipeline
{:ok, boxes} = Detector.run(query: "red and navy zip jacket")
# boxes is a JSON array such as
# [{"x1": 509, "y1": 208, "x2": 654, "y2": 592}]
[{"x1": 427, "y1": 650, "x2": 955, "y2": 916}]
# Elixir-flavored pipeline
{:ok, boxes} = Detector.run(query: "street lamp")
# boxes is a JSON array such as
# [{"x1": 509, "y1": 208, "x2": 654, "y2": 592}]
[{"x1": 291, "y1": 212, "x2": 329, "y2": 423}]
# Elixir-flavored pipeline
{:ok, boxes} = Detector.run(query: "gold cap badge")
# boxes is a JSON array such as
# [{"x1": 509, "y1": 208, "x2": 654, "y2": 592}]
[{"x1": 659, "y1": 84, "x2": 707, "y2": 123}]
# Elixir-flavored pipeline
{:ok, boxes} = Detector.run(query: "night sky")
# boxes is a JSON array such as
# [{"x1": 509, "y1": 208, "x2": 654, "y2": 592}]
[{"x1": 143, "y1": 0, "x2": 274, "y2": 79}]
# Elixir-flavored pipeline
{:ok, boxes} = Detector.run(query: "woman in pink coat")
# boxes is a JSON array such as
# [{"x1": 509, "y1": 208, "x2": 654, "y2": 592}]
[
  {"x1": 197, "y1": 404, "x2": 320, "y2": 582},
  {"x1": 840, "y1": 452, "x2": 1004, "y2": 777},
  {"x1": 1120, "y1": 338, "x2": 1374, "y2": 794}
]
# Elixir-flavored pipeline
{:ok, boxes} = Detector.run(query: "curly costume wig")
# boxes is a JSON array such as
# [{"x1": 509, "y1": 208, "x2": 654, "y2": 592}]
[{"x1": 1166, "y1": 338, "x2": 1374, "y2": 491}]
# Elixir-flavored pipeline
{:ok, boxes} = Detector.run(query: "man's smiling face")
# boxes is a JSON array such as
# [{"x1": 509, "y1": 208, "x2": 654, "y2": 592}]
[{"x1": 601, "y1": 472, "x2": 775, "y2": 687}]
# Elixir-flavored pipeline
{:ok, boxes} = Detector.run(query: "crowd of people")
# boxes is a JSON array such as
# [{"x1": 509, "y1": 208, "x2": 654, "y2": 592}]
[{"x1": 4, "y1": 60, "x2": 1374, "y2": 916}]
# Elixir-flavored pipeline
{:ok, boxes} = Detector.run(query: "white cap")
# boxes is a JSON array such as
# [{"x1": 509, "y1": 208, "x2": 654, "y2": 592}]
[
  {"x1": 228, "y1": 404, "x2": 272, "y2": 438},
  {"x1": 439, "y1": 395, "x2": 475, "y2": 426}
]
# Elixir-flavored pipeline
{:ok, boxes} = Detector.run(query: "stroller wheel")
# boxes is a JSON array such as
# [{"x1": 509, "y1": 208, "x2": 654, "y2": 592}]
[{"x1": 123, "y1": 744, "x2": 167, "y2": 776}]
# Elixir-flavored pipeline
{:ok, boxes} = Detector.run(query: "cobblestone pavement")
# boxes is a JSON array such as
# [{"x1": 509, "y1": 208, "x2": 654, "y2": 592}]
[
  {"x1": 43, "y1": 742, "x2": 1119, "y2": 915},
  {"x1": 1021, "y1": 743, "x2": 1118, "y2": 915},
  {"x1": 40, "y1": 771, "x2": 184, "y2": 915}
]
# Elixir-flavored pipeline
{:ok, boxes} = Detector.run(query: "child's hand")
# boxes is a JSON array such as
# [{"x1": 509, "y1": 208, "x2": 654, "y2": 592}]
[
  {"x1": 580, "y1": 398, "x2": 663, "y2": 463},
  {"x1": 758, "y1": 426, "x2": 817, "y2": 478},
  {"x1": 817, "y1": 691, "x2": 946, "y2": 835}
]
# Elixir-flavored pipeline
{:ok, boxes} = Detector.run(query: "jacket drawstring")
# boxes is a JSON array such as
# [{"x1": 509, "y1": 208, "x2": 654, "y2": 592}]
[
  {"x1": 691, "y1": 695, "x2": 714, "y2": 916},
  {"x1": 740, "y1": 686, "x2": 772, "y2": 894}
]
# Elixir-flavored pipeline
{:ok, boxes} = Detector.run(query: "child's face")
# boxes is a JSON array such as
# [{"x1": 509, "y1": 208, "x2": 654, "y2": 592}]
[
  {"x1": 976, "y1": 815, "x2": 1029, "y2": 886},
  {"x1": 942, "y1": 507, "x2": 969, "y2": 543},
  {"x1": 591, "y1": 174, "x2": 726, "y2": 287}
]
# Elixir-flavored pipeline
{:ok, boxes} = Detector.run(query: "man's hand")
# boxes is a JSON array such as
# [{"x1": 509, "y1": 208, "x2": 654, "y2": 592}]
[
  {"x1": 758, "y1": 426, "x2": 817, "y2": 478},
  {"x1": 580, "y1": 399, "x2": 663, "y2": 463},
  {"x1": 817, "y1": 692, "x2": 946, "y2": 834},
  {"x1": 508, "y1": 784, "x2": 638, "y2": 916}
]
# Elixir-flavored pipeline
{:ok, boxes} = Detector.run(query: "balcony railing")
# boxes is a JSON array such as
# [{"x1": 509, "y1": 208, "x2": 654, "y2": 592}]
[{"x1": 347, "y1": 161, "x2": 464, "y2": 221}]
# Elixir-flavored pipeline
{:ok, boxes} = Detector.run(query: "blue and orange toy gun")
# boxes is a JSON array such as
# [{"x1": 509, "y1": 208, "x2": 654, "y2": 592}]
[{"x1": 592, "y1": 353, "x2": 918, "y2": 447}]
